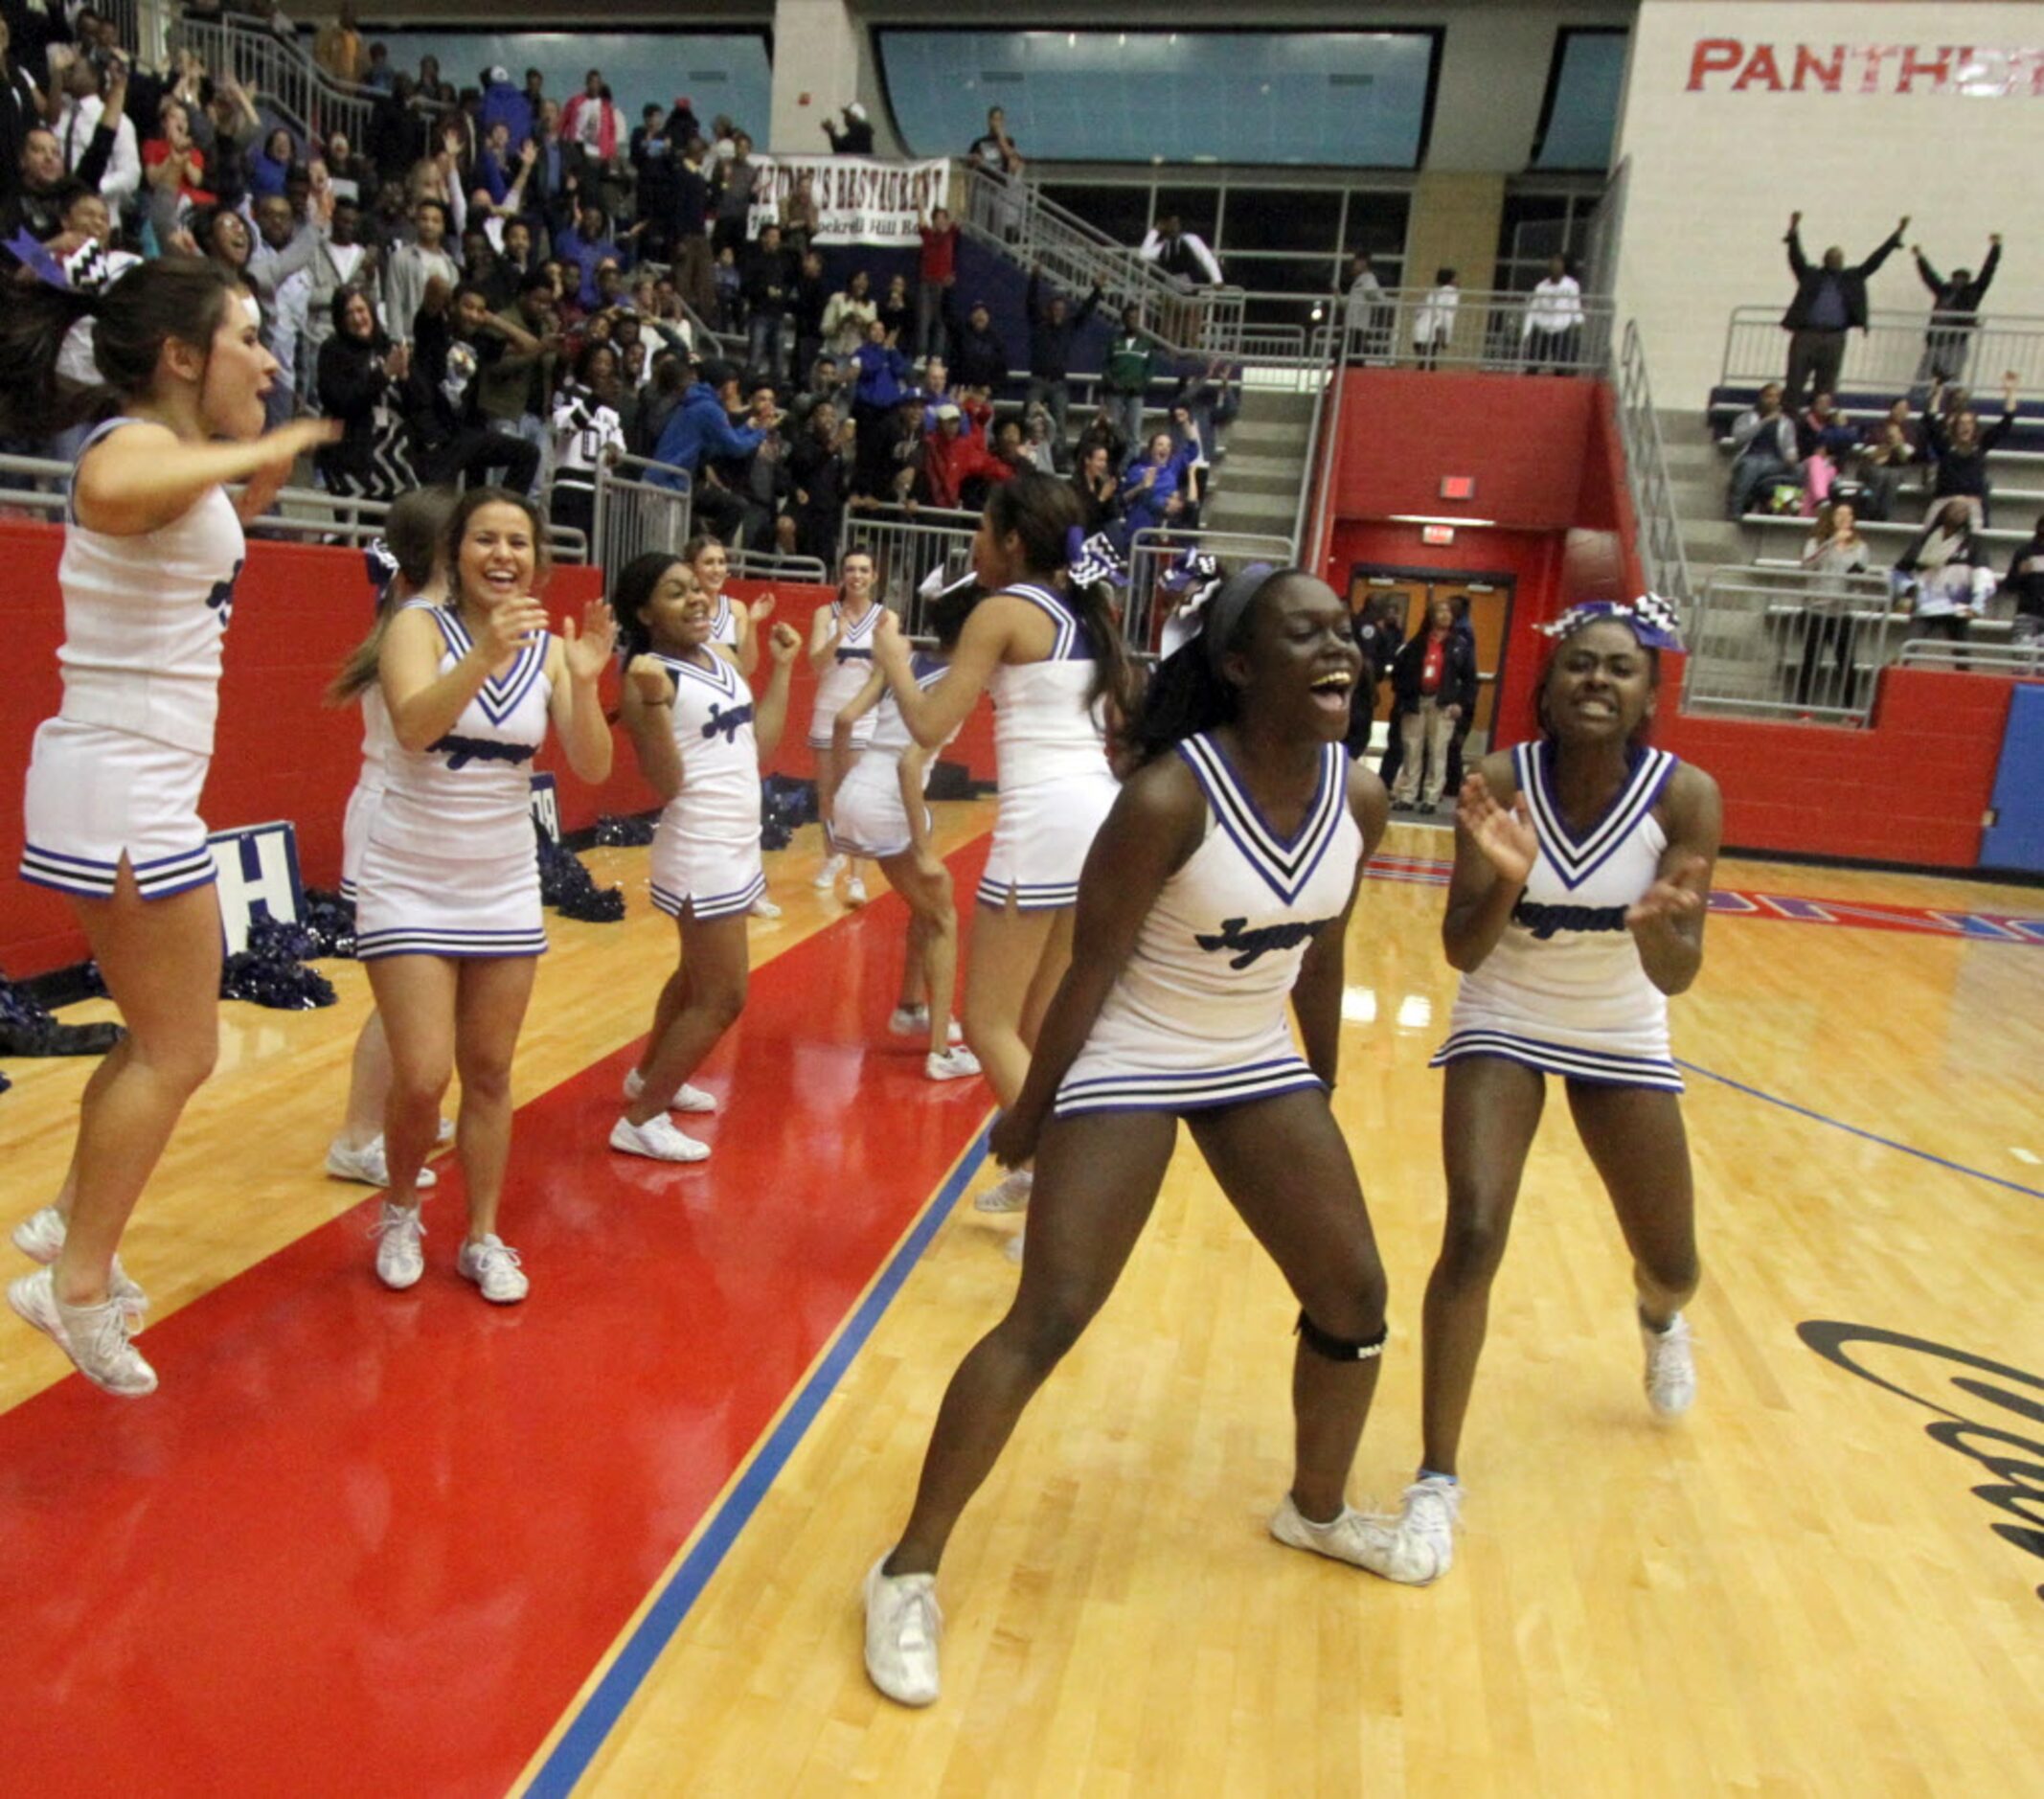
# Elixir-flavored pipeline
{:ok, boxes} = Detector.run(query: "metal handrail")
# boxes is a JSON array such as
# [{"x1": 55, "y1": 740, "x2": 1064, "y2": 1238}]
[
  {"x1": 1612, "y1": 321, "x2": 1695, "y2": 606},
  {"x1": 1680, "y1": 565, "x2": 1901, "y2": 723},
  {"x1": 1717, "y1": 303, "x2": 2044, "y2": 399},
  {"x1": 167, "y1": 13, "x2": 377, "y2": 147},
  {"x1": 1897, "y1": 637, "x2": 2044, "y2": 672},
  {"x1": 1124, "y1": 527, "x2": 1295, "y2": 657},
  {"x1": 1329, "y1": 286, "x2": 1617, "y2": 376},
  {"x1": 592, "y1": 453, "x2": 693, "y2": 572},
  {"x1": 727, "y1": 549, "x2": 829, "y2": 583}
]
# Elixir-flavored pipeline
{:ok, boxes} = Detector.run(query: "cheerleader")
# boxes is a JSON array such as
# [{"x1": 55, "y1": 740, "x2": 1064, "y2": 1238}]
[
  {"x1": 6, "y1": 259, "x2": 336, "y2": 1395},
  {"x1": 829, "y1": 573, "x2": 985, "y2": 1082},
  {"x1": 686, "y1": 533, "x2": 781, "y2": 918},
  {"x1": 863, "y1": 567, "x2": 1393, "y2": 1706},
  {"x1": 324, "y1": 488, "x2": 460, "y2": 1189},
  {"x1": 871, "y1": 473, "x2": 1137, "y2": 1214},
  {"x1": 807, "y1": 544, "x2": 884, "y2": 905},
  {"x1": 1372, "y1": 597, "x2": 1720, "y2": 1584},
  {"x1": 352, "y1": 488, "x2": 615, "y2": 1302},
  {"x1": 609, "y1": 553, "x2": 802, "y2": 1162}
]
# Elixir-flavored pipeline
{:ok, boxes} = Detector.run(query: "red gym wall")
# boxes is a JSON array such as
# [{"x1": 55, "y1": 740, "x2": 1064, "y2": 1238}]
[{"x1": 0, "y1": 520, "x2": 996, "y2": 978}]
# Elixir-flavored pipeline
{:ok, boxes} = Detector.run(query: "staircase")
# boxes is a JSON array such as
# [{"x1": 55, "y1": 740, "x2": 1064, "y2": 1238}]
[
  {"x1": 1655, "y1": 410, "x2": 1748, "y2": 587},
  {"x1": 1202, "y1": 388, "x2": 1317, "y2": 540}
]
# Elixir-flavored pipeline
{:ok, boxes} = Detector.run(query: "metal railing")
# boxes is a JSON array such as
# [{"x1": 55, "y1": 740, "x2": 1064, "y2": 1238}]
[
  {"x1": 1897, "y1": 635, "x2": 2044, "y2": 672},
  {"x1": 1717, "y1": 305, "x2": 2044, "y2": 399},
  {"x1": 727, "y1": 549, "x2": 829, "y2": 583},
  {"x1": 591, "y1": 454, "x2": 693, "y2": 573},
  {"x1": 839, "y1": 505, "x2": 980, "y2": 634},
  {"x1": 167, "y1": 13, "x2": 376, "y2": 147},
  {"x1": 1124, "y1": 528, "x2": 1296, "y2": 658},
  {"x1": 1614, "y1": 321, "x2": 1695, "y2": 605},
  {"x1": 1335, "y1": 287, "x2": 1616, "y2": 376},
  {"x1": 1680, "y1": 565, "x2": 1900, "y2": 722}
]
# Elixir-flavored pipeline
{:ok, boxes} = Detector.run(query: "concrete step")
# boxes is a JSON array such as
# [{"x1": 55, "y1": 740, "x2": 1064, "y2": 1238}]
[
  {"x1": 1215, "y1": 450, "x2": 1304, "y2": 480},
  {"x1": 1226, "y1": 420, "x2": 1313, "y2": 450},
  {"x1": 1234, "y1": 390, "x2": 1319, "y2": 422},
  {"x1": 1213, "y1": 467, "x2": 1305, "y2": 499},
  {"x1": 1206, "y1": 490, "x2": 1299, "y2": 529}
]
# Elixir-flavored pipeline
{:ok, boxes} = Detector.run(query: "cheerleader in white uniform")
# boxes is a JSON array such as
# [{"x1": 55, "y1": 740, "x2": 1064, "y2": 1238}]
[
  {"x1": 830, "y1": 574, "x2": 984, "y2": 1082},
  {"x1": 6, "y1": 259, "x2": 336, "y2": 1396},
  {"x1": 806, "y1": 545, "x2": 883, "y2": 905},
  {"x1": 351, "y1": 489, "x2": 615, "y2": 1303},
  {"x1": 323, "y1": 489, "x2": 460, "y2": 1189},
  {"x1": 609, "y1": 554, "x2": 802, "y2": 1162},
  {"x1": 1371, "y1": 598, "x2": 1721, "y2": 1586},
  {"x1": 864, "y1": 567, "x2": 1397, "y2": 1707},
  {"x1": 686, "y1": 534, "x2": 781, "y2": 919},
  {"x1": 871, "y1": 474, "x2": 1137, "y2": 1214}
]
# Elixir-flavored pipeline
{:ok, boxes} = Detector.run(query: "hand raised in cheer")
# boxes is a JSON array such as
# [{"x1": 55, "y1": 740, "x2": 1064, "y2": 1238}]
[
  {"x1": 560, "y1": 599, "x2": 619, "y2": 682},
  {"x1": 1457, "y1": 772, "x2": 1537, "y2": 886},
  {"x1": 1624, "y1": 855, "x2": 1711, "y2": 937}
]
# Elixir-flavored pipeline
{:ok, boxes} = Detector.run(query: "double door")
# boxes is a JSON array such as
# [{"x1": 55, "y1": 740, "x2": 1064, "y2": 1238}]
[{"x1": 1346, "y1": 568, "x2": 1515, "y2": 752}]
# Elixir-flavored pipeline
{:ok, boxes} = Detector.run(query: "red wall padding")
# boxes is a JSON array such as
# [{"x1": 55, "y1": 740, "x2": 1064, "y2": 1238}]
[{"x1": 0, "y1": 521, "x2": 995, "y2": 976}]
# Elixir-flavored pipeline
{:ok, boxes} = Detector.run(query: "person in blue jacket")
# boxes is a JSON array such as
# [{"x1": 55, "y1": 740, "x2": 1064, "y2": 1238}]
[{"x1": 650, "y1": 360, "x2": 768, "y2": 543}]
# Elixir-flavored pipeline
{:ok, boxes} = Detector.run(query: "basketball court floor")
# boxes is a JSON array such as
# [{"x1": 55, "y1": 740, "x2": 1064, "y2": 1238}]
[{"x1": 4, "y1": 803, "x2": 2039, "y2": 1797}]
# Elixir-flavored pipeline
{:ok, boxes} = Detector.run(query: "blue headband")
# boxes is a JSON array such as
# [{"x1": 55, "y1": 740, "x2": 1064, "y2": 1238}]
[{"x1": 1537, "y1": 594, "x2": 1685, "y2": 652}]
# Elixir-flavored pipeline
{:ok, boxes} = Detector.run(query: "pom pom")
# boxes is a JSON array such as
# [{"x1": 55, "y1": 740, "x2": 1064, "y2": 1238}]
[
  {"x1": 0, "y1": 969, "x2": 124, "y2": 1056},
  {"x1": 595, "y1": 813, "x2": 657, "y2": 848},
  {"x1": 535, "y1": 824, "x2": 626, "y2": 922},
  {"x1": 219, "y1": 917, "x2": 339, "y2": 1011},
  {"x1": 298, "y1": 888, "x2": 360, "y2": 960}
]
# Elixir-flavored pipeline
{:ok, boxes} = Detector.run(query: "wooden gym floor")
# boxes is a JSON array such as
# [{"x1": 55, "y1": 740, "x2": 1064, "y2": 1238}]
[{"x1": 2, "y1": 805, "x2": 2040, "y2": 1798}]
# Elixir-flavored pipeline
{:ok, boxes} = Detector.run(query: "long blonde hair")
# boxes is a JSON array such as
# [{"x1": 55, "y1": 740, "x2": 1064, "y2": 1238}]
[{"x1": 327, "y1": 487, "x2": 461, "y2": 704}]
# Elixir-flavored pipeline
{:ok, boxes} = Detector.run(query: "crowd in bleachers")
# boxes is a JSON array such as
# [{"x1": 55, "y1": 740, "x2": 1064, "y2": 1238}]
[{"x1": 0, "y1": 7, "x2": 1238, "y2": 560}]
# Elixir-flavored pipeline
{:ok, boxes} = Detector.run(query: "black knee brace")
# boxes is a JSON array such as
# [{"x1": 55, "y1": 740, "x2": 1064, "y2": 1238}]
[{"x1": 1296, "y1": 1309, "x2": 1387, "y2": 1362}]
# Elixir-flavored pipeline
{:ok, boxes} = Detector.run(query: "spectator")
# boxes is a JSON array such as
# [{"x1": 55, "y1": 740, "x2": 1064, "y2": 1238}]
[
  {"x1": 475, "y1": 267, "x2": 561, "y2": 466},
  {"x1": 315, "y1": 285, "x2": 418, "y2": 499},
  {"x1": 1341, "y1": 251, "x2": 1392, "y2": 362},
  {"x1": 1171, "y1": 356, "x2": 1236, "y2": 452},
  {"x1": 5, "y1": 125, "x2": 66, "y2": 239},
  {"x1": 403, "y1": 281, "x2": 543, "y2": 492},
  {"x1": 312, "y1": 4, "x2": 365, "y2": 86},
  {"x1": 713, "y1": 243, "x2": 742, "y2": 331},
  {"x1": 0, "y1": 13, "x2": 41, "y2": 204},
  {"x1": 1414, "y1": 267, "x2": 1459, "y2": 370},
  {"x1": 947, "y1": 295, "x2": 1009, "y2": 394},
  {"x1": 383, "y1": 195, "x2": 458, "y2": 346},
  {"x1": 915, "y1": 203, "x2": 958, "y2": 362},
  {"x1": 629, "y1": 103, "x2": 678, "y2": 261},
  {"x1": 822, "y1": 102, "x2": 874, "y2": 155},
  {"x1": 561, "y1": 69, "x2": 621, "y2": 162},
  {"x1": 476, "y1": 120, "x2": 517, "y2": 208},
  {"x1": 1922, "y1": 372, "x2": 2018, "y2": 525},
  {"x1": 1521, "y1": 255, "x2": 1583, "y2": 373},
  {"x1": 1344, "y1": 596, "x2": 1400, "y2": 760},
  {"x1": 143, "y1": 97, "x2": 214, "y2": 209},
  {"x1": 742, "y1": 219, "x2": 796, "y2": 381},
  {"x1": 363, "y1": 40, "x2": 393, "y2": 94},
  {"x1": 651, "y1": 359, "x2": 772, "y2": 541},
  {"x1": 789, "y1": 248, "x2": 829, "y2": 378},
  {"x1": 1727, "y1": 381, "x2": 1801, "y2": 517},
  {"x1": 1117, "y1": 428, "x2": 1199, "y2": 541},
  {"x1": 1070, "y1": 442, "x2": 1120, "y2": 534},
  {"x1": 782, "y1": 170, "x2": 820, "y2": 256},
  {"x1": 710, "y1": 128, "x2": 760, "y2": 259},
  {"x1": 1913, "y1": 234, "x2": 2001, "y2": 390},
  {"x1": 1101, "y1": 306, "x2": 1155, "y2": 452},
  {"x1": 824, "y1": 267, "x2": 878, "y2": 358},
  {"x1": 670, "y1": 133, "x2": 715, "y2": 321},
  {"x1": 1140, "y1": 211, "x2": 1222, "y2": 287},
  {"x1": 1025, "y1": 267, "x2": 1101, "y2": 444},
  {"x1": 365, "y1": 74, "x2": 422, "y2": 186},
  {"x1": 556, "y1": 202, "x2": 625, "y2": 311},
  {"x1": 1441, "y1": 593, "x2": 1482, "y2": 794},
  {"x1": 877, "y1": 270, "x2": 912, "y2": 348},
  {"x1": 322, "y1": 131, "x2": 369, "y2": 204},
  {"x1": 550, "y1": 341, "x2": 627, "y2": 541},
  {"x1": 1075, "y1": 399, "x2": 1129, "y2": 475},
  {"x1": 481, "y1": 214, "x2": 534, "y2": 307},
  {"x1": 795, "y1": 352, "x2": 851, "y2": 422},
  {"x1": 851, "y1": 316, "x2": 910, "y2": 417},
  {"x1": 966, "y1": 104, "x2": 1023, "y2": 237},
  {"x1": 1781, "y1": 209, "x2": 1908, "y2": 406},
  {"x1": 1794, "y1": 500, "x2": 1873, "y2": 707},
  {"x1": 479, "y1": 66, "x2": 534, "y2": 164},
  {"x1": 921, "y1": 401, "x2": 1013, "y2": 510},
  {"x1": 1020, "y1": 403, "x2": 1063, "y2": 474},
  {"x1": 293, "y1": 194, "x2": 379, "y2": 388},
  {"x1": 1796, "y1": 391, "x2": 1855, "y2": 460},
  {"x1": 2003, "y1": 516, "x2": 2044, "y2": 647},
  {"x1": 1855, "y1": 414, "x2": 1920, "y2": 522},
  {"x1": 416, "y1": 56, "x2": 454, "y2": 109},
  {"x1": 787, "y1": 399, "x2": 854, "y2": 558},
  {"x1": 1388, "y1": 597, "x2": 1478, "y2": 813},
  {"x1": 1895, "y1": 499, "x2": 1993, "y2": 652},
  {"x1": 51, "y1": 52, "x2": 137, "y2": 211}
]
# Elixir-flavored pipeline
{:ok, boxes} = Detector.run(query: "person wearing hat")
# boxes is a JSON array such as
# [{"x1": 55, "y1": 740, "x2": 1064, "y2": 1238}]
[
  {"x1": 479, "y1": 65, "x2": 533, "y2": 161},
  {"x1": 823, "y1": 101, "x2": 875, "y2": 155},
  {"x1": 921, "y1": 399, "x2": 1015, "y2": 510}
]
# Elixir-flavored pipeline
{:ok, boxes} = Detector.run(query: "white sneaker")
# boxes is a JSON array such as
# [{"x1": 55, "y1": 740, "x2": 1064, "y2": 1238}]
[
  {"x1": 863, "y1": 1556, "x2": 943, "y2": 1707},
  {"x1": 812, "y1": 854, "x2": 846, "y2": 891},
  {"x1": 1642, "y1": 1312, "x2": 1697, "y2": 1419},
  {"x1": 925, "y1": 1047, "x2": 982, "y2": 1082},
  {"x1": 609, "y1": 1113, "x2": 711, "y2": 1163},
  {"x1": 622, "y1": 1069, "x2": 717, "y2": 1113},
  {"x1": 946, "y1": 1017, "x2": 964, "y2": 1047},
  {"x1": 1269, "y1": 1488, "x2": 1452, "y2": 1585},
  {"x1": 974, "y1": 1167, "x2": 1033, "y2": 1214},
  {"x1": 437, "y1": 1116, "x2": 457, "y2": 1146},
  {"x1": 11, "y1": 1207, "x2": 149, "y2": 1325},
  {"x1": 326, "y1": 1137, "x2": 438, "y2": 1190},
  {"x1": 749, "y1": 894, "x2": 783, "y2": 920},
  {"x1": 844, "y1": 875, "x2": 869, "y2": 907},
  {"x1": 458, "y1": 1233, "x2": 529, "y2": 1304},
  {"x1": 1004, "y1": 1226, "x2": 1025, "y2": 1264},
  {"x1": 370, "y1": 1201, "x2": 425, "y2": 1290},
  {"x1": 887, "y1": 1003, "x2": 929, "y2": 1037},
  {"x1": 8, "y1": 1266, "x2": 157, "y2": 1397}
]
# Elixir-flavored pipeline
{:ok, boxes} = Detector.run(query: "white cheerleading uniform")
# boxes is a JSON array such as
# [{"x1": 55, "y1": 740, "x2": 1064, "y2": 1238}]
[
  {"x1": 830, "y1": 651, "x2": 949, "y2": 860},
  {"x1": 20, "y1": 418, "x2": 246, "y2": 901},
  {"x1": 354, "y1": 603, "x2": 554, "y2": 960},
  {"x1": 708, "y1": 592, "x2": 741, "y2": 652},
  {"x1": 338, "y1": 685, "x2": 396, "y2": 902},
  {"x1": 806, "y1": 599, "x2": 881, "y2": 750},
  {"x1": 976, "y1": 582, "x2": 1119, "y2": 912},
  {"x1": 647, "y1": 647, "x2": 766, "y2": 921},
  {"x1": 1056, "y1": 733, "x2": 1359, "y2": 1117},
  {"x1": 1431, "y1": 740, "x2": 1684, "y2": 1091}
]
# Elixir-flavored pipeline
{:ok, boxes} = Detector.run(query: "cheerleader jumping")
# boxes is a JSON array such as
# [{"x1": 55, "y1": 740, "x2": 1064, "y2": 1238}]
[
  {"x1": 1372, "y1": 597, "x2": 1721, "y2": 1584},
  {"x1": 609, "y1": 553, "x2": 802, "y2": 1163},
  {"x1": 7, "y1": 259, "x2": 336, "y2": 1395},
  {"x1": 863, "y1": 567, "x2": 1393, "y2": 1706}
]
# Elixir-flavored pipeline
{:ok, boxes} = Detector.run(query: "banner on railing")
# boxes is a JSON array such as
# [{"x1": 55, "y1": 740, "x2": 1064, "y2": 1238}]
[{"x1": 749, "y1": 156, "x2": 951, "y2": 247}]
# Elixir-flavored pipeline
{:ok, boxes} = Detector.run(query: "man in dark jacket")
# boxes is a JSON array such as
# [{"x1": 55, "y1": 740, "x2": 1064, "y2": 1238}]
[
  {"x1": 742, "y1": 221, "x2": 796, "y2": 382},
  {"x1": 1781, "y1": 210, "x2": 1909, "y2": 406},
  {"x1": 947, "y1": 295, "x2": 1010, "y2": 395},
  {"x1": 821, "y1": 102, "x2": 874, "y2": 154},
  {"x1": 1025, "y1": 266, "x2": 1101, "y2": 446},
  {"x1": 1913, "y1": 233, "x2": 2001, "y2": 389}
]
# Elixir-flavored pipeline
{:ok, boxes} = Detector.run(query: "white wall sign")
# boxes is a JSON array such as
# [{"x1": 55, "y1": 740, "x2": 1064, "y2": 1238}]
[
  {"x1": 208, "y1": 822, "x2": 304, "y2": 956},
  {"x1": 748, "y1": 156, "x2": 951, "y2": 246}
]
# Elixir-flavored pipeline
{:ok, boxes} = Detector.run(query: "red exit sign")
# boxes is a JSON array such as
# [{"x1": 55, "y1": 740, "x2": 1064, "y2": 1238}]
[
  {"x1": 1441, "y1": 475, "x2": 1475, "y2": 500},
  {"x1": 1421, "y1": 524, "x2": 1456, "y2": 546}
]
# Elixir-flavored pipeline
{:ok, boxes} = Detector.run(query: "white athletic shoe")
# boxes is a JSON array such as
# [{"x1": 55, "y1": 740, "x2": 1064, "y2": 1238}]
[
  {"x1": 1004, "y1": 1226, "x2": 1025, "y2": 1264},
  {"x1": 749, "y1": 894, "x2": 783, "y2": 920},
  {"x1": 1269, "y1": 1489, "x2": 1451, "y2": 1585},
  {"x1": 609, "y1": 1113, "x2": 711, "y2": 1163},
  {"x1": 925, "y1": 1047, "x2": 982, "y2": 1082},
  {"x1": 863, "y1": 1557, "x2": 943, "y2": 1707},
  {"x1": 844, "y1": 875, "x2": 869, "y2": 907},
  {"x1": 974, "y1": 1168, "x2": 1033, "y2": 1214},
  {"x1": 370, "y1": 1201, "x2": 425, "y2": 1290},
  {"x1": 887, "y1": 1003, "x2": 928, "y2": 1036},
  {"x1": 437, "y1": 1116, "x2": 457, "y2": 1146},
  {"x1": 1642, "y1": 1312, "x2": 1697, "y2": 1419},
  {"x1": 11, "y1": 1207, "x2": 148, "y2": 1325},
  {"x1": 8, "y1": 1266, "x2": 157, "y2": 1397},
  {"x1": 325, "y1": 1136, "x2": 438, "y2": 1190},
  {"x1": 812, "y1": 854, "x2": 846, "y2": 891},
  {"x1": 622, "y1": 1068, "x2": 717, "y2": 1114},
  {"x1": 458, "y1": 1234, "x2": 529, "y2": 1304}
]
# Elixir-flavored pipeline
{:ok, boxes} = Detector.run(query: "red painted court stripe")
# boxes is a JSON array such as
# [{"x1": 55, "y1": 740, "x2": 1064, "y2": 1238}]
[{"x1": 0, "y1": 841, "x2": 992, "y2": 1799}]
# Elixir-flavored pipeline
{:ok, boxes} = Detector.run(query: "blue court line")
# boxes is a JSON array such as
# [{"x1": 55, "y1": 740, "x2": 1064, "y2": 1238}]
[
  {"x1": 1677, "y1": 1059, "x2": 2044, "y2": 1202},
  {"x1": 523, "y1": 1120, "x2": 992, "y2": 1798}
]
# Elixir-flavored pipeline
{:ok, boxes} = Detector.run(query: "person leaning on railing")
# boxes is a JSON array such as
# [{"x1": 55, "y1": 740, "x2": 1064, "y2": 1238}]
[
  {"x1": 1894, "y1": 499, "x2": 1994, "y2": 659},
  {"x1": 1794, "y1": 501, "x2": 1872, "y2": 709},
  {"x1": 1521, "y1": 256, "x2": 1583, "y2": 375}
]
